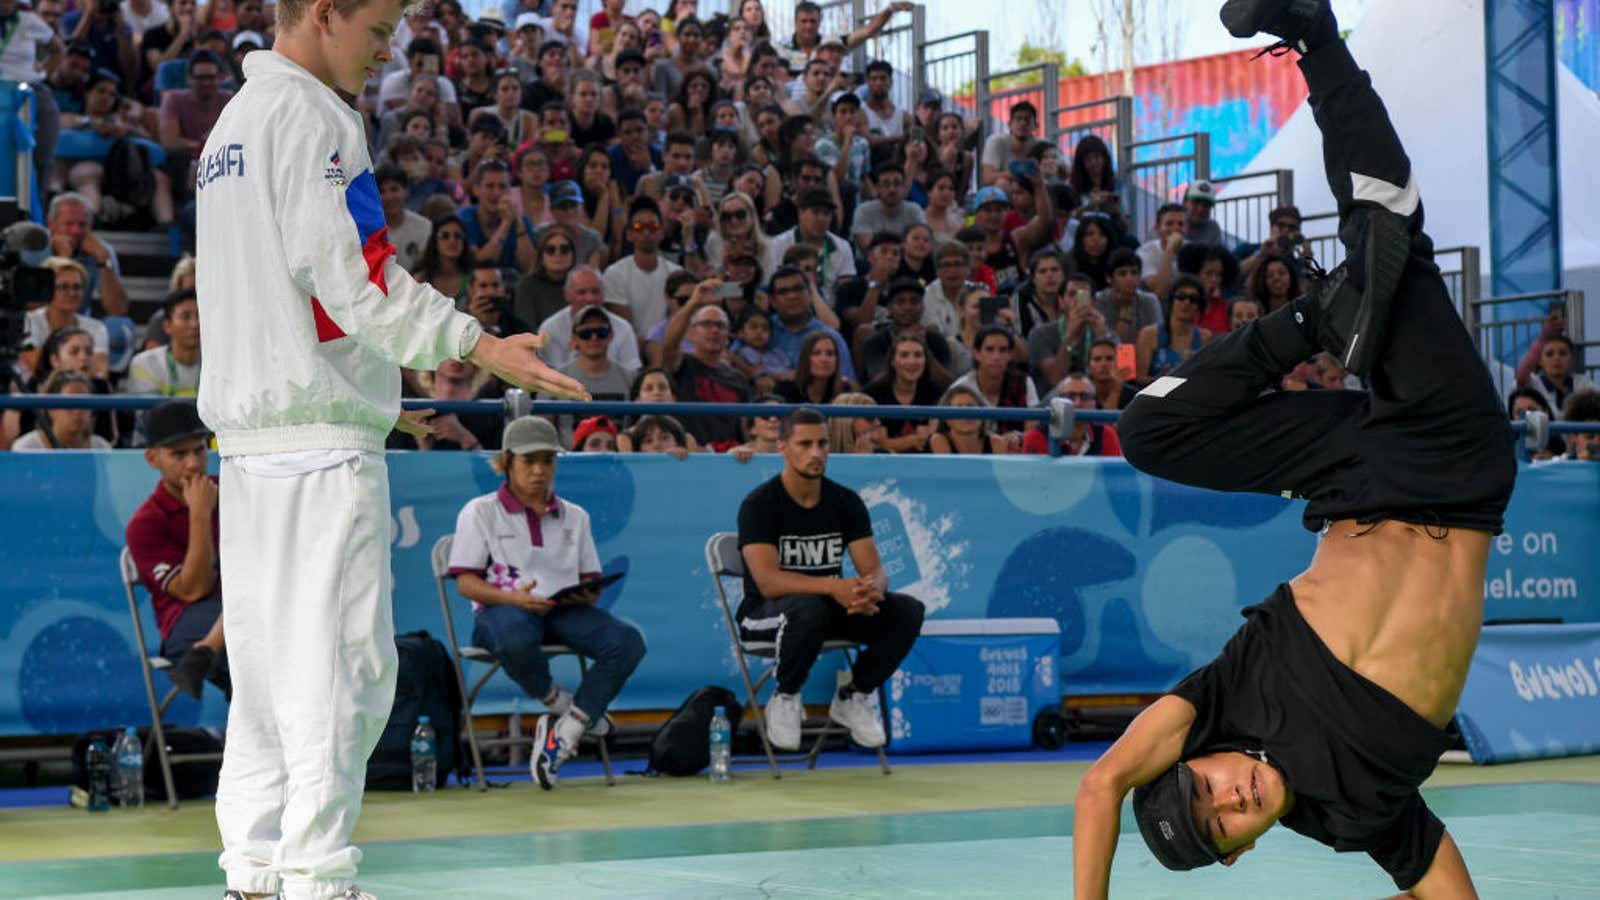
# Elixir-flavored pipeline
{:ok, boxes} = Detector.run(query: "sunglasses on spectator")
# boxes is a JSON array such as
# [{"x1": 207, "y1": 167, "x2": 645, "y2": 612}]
[
  {"x1": 631, "y1": 220, "x2": 662, "y2": 233},
  {"x1": 719, "y1": 208, "x2": 749, "y2": 223},
  {"x1": 672, "y1": 291, "x2": 695, "y2": 304},
  {"x1": 576, "y1": 327, "x2": 612, "y2": 340},
  {"x1": 1172, "y1": 292, "x2": 1203, "y2": 303},
  {"x1": 543, "y1": 243, "x2": 574, "y2": 254}
]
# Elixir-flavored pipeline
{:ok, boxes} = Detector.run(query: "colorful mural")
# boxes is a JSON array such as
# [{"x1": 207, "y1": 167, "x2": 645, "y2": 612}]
[{"x1": 1559, "y1": 0, "x2": 1599, "y2": 94}]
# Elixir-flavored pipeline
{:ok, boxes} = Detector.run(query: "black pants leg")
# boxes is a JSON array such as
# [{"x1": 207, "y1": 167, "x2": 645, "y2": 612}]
[
  {"x1": 1119, "y1": 41, "x2": 1515, "y2": 533},
  {"x1": 739, "y1": 592, "x2": 925, "y2": 695}
]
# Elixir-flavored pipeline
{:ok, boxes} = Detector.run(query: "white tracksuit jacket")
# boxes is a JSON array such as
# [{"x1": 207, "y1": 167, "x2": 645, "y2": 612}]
[{"x1": 195, "y1": 50, "x2": 483, "y2": 456}]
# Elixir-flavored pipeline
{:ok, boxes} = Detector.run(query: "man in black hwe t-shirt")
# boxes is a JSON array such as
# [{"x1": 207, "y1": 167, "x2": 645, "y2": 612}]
[
  {"x1": 1073, "y1": 4, "x2": 1517, "y2": 899},
  {"x1": 736, "y1": 408, "x2": 925, "y2": 753}
]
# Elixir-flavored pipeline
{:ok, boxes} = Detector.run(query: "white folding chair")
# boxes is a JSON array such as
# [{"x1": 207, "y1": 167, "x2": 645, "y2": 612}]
[
  {"x1": 431, "y1": 536, "x2": 615, "y2": 790},
  {"x1": 704, "y1": 532, "x2": 891, "y2": 779},
  {"x1": 118, "y1": 547, "x2": 225, "y2": 810}
]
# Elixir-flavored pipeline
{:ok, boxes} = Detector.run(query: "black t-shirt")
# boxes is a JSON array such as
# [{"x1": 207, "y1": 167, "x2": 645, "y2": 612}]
[
  {"x1": 1170, "y1": 585, "x2": 1455, "y2": 891},
  {"x1": 522, "y1": 80, "x2": 566, "y2": 114},
  {"x1": 736, "y1": 475, "x2": 873, "y2": 612},
  {"x1": 569, "y1": 113, "x2": 617, "y2": 149},
  {"x1": 866, "y1": 379, "x2": 942, "y2": 444},
  {"x1": 858, "y1": 326, "x2": 952, "y2": 385},
  {"x1": 455, "y1": 77, "x2": 497, "y2": 122}
]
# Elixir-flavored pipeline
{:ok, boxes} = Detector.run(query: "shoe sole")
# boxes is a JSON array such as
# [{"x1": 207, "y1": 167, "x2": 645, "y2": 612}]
[
  {"x1": 1342, "y1": 214, "x2": 1410, "y2": 376},
  {"x1": 828, "y1": 708, "x2": 886, "y2": 749},
  {"x1": 532, "y1": 717, "x2": 557, "y2": 790},
  {"x1": 1219, "y1": 0, "x2": 1322, "y2": 38}
]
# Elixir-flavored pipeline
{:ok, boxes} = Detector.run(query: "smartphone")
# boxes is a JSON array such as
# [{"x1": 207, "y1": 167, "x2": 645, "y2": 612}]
[
  {"x1": 715, "y1": 282, "x2": 744, "y2": 298},
  {"x1": 979, "y1": 295, "x2": 1006, "y2": 326},
  {"x1": 542, "y1": 129, "x2": 569, "y2": 143},
  {"x1": 1071, "y1": 287, "x2": 1091, "y2": 311},
  {"x1": 908, "y1": 125, "x2": 926, "y2": 144}
]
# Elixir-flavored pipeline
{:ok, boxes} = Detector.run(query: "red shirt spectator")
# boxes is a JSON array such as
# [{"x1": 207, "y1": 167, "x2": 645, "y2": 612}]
[
  {"x1": 126, "y1": 474, "x2": 220, "y2": 641},
  {"x1": 158, "y1": 51, "x2": 233, "y2": 155}
]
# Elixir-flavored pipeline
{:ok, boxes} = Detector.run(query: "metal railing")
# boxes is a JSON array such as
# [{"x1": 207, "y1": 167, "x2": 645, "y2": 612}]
[
  {"x1": 1122, "y1": 131, "x2": 1210, "y2": 244},
  {"x1": 1046, "y1": 96, "x2": 1133, "y2": 181},
  {"x1": 855, "y1": 4, "x2": 924, "y2": 114},
  {"x1": 916, "y1": 29, "x2": 989, "y2": 189},
  {"x1": 1466, "y1": 289, "x2": 1587, "y2": 401},
  {"x1": 982, "y1": 62, "x2": 1059, "y2": 137},
  {"x1": 1210, "y1": 169, "x2": 1295, "y2": 250}
]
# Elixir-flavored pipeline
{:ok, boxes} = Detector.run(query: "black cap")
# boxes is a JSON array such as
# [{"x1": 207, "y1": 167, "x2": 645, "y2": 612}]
[
  {"x1": 145, "y1": 402, "x2": 212, "y2": 448},
  {"x1": 886, "y1": 276, "x2": 924, "y2": 300},
  {"x1": 798, "y1": 188, "x2": 835, "y2": 211},
  {"x1": 1133, "y1": 763, "x2": 1222, "y2": 872}
]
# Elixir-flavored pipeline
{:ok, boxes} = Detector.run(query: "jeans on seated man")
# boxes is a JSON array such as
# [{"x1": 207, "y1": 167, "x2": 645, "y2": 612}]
[
  {"x1": 735, "y1": 407, "x2": 926, "y2": 751},
  {"x1": 124, "y1": 401, "x2": 230, "y2": 700},
  {"x1": 447, "y1": 416, "x2": 647, "y2": 790}
]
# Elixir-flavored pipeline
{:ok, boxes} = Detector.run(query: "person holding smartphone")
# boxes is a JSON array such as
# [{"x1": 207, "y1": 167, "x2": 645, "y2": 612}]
[{"x1": 448, "y1": 415, "x2": 647, "y2": 791}]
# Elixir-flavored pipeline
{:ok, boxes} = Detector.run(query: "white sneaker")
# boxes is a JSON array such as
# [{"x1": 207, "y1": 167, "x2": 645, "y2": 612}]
[
  {"x1": 829, "y1": 689, "x2": 886, "y2": 748},
  {"x1": 541, "y1": 685, "x2": 574, "y2": 717},
  {"x1": 765, "y1": 692, "x2": 803, "y2": 751},
  {"x1": 531, "y1": 712, "x2": 585, "y2": 790}
]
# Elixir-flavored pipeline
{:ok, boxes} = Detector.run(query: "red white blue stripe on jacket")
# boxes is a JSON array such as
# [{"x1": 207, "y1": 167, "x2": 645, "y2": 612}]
[{"x1": 311, "y1": 169, "x2": 397, "y2": 342}]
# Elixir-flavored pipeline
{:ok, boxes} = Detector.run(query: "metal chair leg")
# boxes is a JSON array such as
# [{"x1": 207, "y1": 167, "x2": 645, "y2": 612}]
[{"x1": 736, "y1": 655, "x2": 782, "y2": 779}]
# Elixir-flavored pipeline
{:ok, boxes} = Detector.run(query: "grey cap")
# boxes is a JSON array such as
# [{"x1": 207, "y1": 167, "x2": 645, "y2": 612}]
[{"x1": 502, "y1": 416, "x2": 563, "y2": 455}]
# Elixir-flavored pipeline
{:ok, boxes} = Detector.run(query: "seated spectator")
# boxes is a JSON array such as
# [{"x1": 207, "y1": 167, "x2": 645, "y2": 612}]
[
  {"x1": 1064, "y1": 213, "x2": 1115, "y2": 294},
  {"x1": 55, "y1": 68, "x2": 172, "y2": 225},
  {"x1": 1093, "y1": 247, "x2": 1161, "y2": 346},
  {"x1": 447, "y1": 416, "x2": 646, "y2": 790},
  {"x1": 776, "y1": 243, "x2": 843, "y2": 331},
  {"x1": 763, "y1": 154, "x2": 829, "y2": 238},
  {"x1": 657, "y1": 172, "x2": 714, "y2": 277},
  {"x1": 896, "y1": 221, "x2": 936, "y2": 284},
  {"x1": 61, "y1": 1, "x2": 136, "y2": 83},
  {"x1": 571, "y1": 415, "x2": 619, "y2": 452},
  {"x1": 666, "y1": 68, "x2": 718, "y2": 144},
  {"x1": 1560, "y1": 390, "x2": 1600, "y2": 461},
  {"x1": 704, "y1": 188, "x2": 768, "y2": 271},
  {"x1": 923, "y1": 240, "x2": 975, "y2": 338},
  {"x1": 731, "y1": 395, "x2": 783, "y2": 463},
  {"x1": 374, "y1": 165, "x2": 434, "y2": 273},
  {"x1": 1183, "y1": 179, "x2": 1224, "y2": 247},
  {"x1": 642, "y1": 271, "x2": 701, "y2": 368},
  {"x1": 143, "y1": 0, "x2": 201, "y2": 99},
  {"x1": 11, "y1": 371, "x2": 113, "y2": 450},
  {"x1": 1029, "y1": 273, "x2": 1110, "y2": 394},
  {"x1": 735, "y1": 407, "x2": 924, "y2": 750},
  {"x1": 461, "y1": 263, "x2": 532, "y2": 339},
  {"x1": 980, "y1": 100, "x2": 1037, "y2": 186},
  {"x1": 849, "y1": 162, "x2": 926, "y2": 252},
  {"x1": 1522, "y1": 335, "x2": 1593, "y2": 419},
  {"x1": 512, "y1": 226, "x2": 578, "y2": 331},
  {"x1": 1023, "y1": 373, "x2": 1123, "y2": 457},
  {"x1": 389, "y1": 360, "x2": 501, "y2": 451},
  {"x1": 1236, "y1": 203, "x2": 1306, "y2": 283},
  {"x1": 47, "y1": 190, "x2": 131, "y2": 319},
  {"x1": 22, "y1": 257, "x2": 111, "y2": 380},
  {"x1": 836, "y1": 231, "x2": 903, "y2": 344},
  {"x1": 417, "y1": 215, "x2": 473, "y2": 308},
  {"x1": 1244, "y1": 253, "x2": 1300, "y2": 317},
  {"x1": 575, "y1": 144, "x2": 626, "y2": 260},
  {"x1": 137, "y1": 259, "x2": 194, "y2": 353},
  {"x1": 542, "y1": 305, "x2": 635, "y2": 439},
  {"x1": 379, "y1": 37, "x2": 461, "y2": 115},
  {"x1": 158, "y1": 50, "x2": 233, "y2": 182},
  {"x1": 124, "y1": 291, "x2": 201, "y2": 445},
  {"x1": 535, "y1": 267, "x2": 642, "y2": 370},
  {"x1": 606, "y1": 109, "x2": 663, "y2": 197},
  {"x1": 1135, "y1": 276, "x2": 1211, "y2": 387},
  {"x1": 947, "y1": 325, "x2": 1038, "y2": 434},
  {"x1": 774, "y1": 331, "x2": 853, "y2": 405},
  {"x1": 768, "y1": 189, "x2": 856, "y2": 298},
  {"x1": 1177, "y1": 241, "x2": 1241, "y2": 332},
  {"x1": 827, "y1": 392, "x2": 888, "y2": 454},
  {"x1": 858, "y1": 277, "x2": 957, "y2": 386},
  {"x1": 511, "y1": 143, "x2": 554, "y2": 228},
  {"x1": 928, "y1": 383, "x2": 1008, "y2": 455},
  {"x1": 1313, "y1": 352, "x2": 1357, "y2": 391},
  {"x1": 620, "y1": 413, "x2": 694, "y2": 459},
  {"x1": 729, "y1": 305, "x2": 792, "y2": 396},
  {"x1": 1069, "y1": 134, "x2": 1121, "y2": 226},
  {"x1": 124, "y1": 402, "x2": 229, "y2": 699},
  {"x1": 602, "y1": 197, "x2": 683, "y2": 334},
  {"x1": 864, "y1": 332, "x2": 940, "y2": 453},
  {"x1": 1087, "y1": 337, "x2": 1138, "y2": 411},
  {"x1": 536, "y1": 180, "x2": 610, "y2": 268},
  {"x1": 695, "y1": 122, "x2": 741, "y2": 210},
  {"x1": 1013, "y1": 249, "x2": 1069, "y2": 341},
  {"x1": 1508, "y1": 387, "x2": 1563, "y2": 461},
  {"x1": 1229, "y1": 296, "x2": 1262, "y2": 332},
  {"x1": 459, "y1": 159, "x2": 537, "y2": 271},
  {"x1": 955, "y1": 225, "x2": 999, "y2": 295},
  {"x1": 764, "y1": 265, "x2": 857, "y2": 383},
  {"x1": 658, "y1": 285, "x2": 752, "y2": 450},
  {"x1": 972, "y1": 180, "x2": 1053, "y2": 296},
  {"x1": 923, "y1": 169, "x2": 966, "y2": 242},
  {"x1": 7, "y1": 326, "x2": 118, "y2": 447},
  {"x1": 1136, "y1": 202, "x2": 1187, "y2": 299},
  {"x1": 638, "y1": 133, "x2": 703, "y2": 205}
]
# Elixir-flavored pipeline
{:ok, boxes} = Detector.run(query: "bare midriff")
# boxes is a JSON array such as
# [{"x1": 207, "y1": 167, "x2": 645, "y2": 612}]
[{"x1": 1290, "y1": 519, "x2": 1492, "y2": 730}]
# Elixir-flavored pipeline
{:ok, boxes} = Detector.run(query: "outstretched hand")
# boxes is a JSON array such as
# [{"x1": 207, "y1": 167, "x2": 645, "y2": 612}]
[
  {"x1": 396, "y1": 408, "x2": 436, "y2": 437},
  {"x1": 469, "y1": 332, "x2": 592, "y2": 401}
]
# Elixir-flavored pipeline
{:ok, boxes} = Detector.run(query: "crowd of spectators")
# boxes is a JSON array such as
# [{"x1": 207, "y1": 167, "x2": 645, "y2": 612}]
[{"x1": 3, "y1": 0, "x2": 1593, "y2": 458}]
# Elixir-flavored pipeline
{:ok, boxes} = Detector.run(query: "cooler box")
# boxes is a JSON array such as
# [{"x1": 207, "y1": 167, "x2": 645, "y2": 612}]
[{"x1": 884, "y1": 618, "x2": 1061, "y2": 754}]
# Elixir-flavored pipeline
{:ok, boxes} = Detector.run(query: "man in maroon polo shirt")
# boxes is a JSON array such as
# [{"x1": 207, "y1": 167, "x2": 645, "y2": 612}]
[{"x1": 125, "y1": 401, "x2": 229, "y2": 700}]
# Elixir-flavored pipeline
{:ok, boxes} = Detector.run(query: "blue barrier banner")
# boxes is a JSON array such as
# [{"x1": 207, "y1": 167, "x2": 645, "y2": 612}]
[
  {"x1": 0, "y1": 453, "x2": 1596, "y2": 737},
  {"x1": 1456, "y1": 624, "x2": 1600, "y2": 764}
]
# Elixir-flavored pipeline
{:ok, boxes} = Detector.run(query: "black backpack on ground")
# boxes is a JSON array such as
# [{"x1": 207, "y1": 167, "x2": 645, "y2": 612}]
[
  {"x1": 647, "y1": 686, "x2": 743, "y2": 776},
  {"x1": 365, "y1": 630, "x2": 464, "y2": 790},
  {"x1": 72, "y1": 726, "x2": 223, "y2": 801},
  {"x1": 102, "y1": 137, "x2": 157, "y2": 218}
]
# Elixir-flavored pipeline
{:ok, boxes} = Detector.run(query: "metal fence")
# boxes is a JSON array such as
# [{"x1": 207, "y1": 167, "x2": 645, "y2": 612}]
[
  {"x1": 1467, "y1": 290, "x2": 1587, "y2": 401},
  {"x1": 1210, "y1": 169, "x2": 1295, "y2": 250},
  {"x1": 855, "y1": 4, "x2": 924, "y2": 114},
  {"x1": 1121, "y1": 132, "x2": 1210, "y2": 245},
  {"x1": 982, "y1": 62, "x2": 1059, "y2": 135}
]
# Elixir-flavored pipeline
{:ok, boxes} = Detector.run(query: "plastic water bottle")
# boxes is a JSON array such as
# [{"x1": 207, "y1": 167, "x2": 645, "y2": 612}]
[
  {"x1": 86, "y1": 738, "x2": 112, "y2": 812},
  {"x1": 411, "y1": 716, "x2": 437, "y2": 793},
  {"x1": 113, "y1": 727, "x2": 144, "y2": 809},
  {"x1": 708, "y1": 706, "x2": 731, "y2": 784}
]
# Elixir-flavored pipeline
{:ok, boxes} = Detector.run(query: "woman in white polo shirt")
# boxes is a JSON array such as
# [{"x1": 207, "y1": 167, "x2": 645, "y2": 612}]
[{"x1": 447, "y1": 416, "x2": 647, "y2": 790}]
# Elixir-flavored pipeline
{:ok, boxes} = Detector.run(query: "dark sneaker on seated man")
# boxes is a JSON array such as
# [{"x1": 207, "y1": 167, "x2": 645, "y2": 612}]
[
  {"x1": 126, "y1": 402, "x2": 230, "y2": 702},
  {"x1": 735, "y1": 408, "x2": 926, "y2": 752}
]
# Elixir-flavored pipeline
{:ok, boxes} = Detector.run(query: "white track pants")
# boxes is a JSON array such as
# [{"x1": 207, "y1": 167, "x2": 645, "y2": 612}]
[{"x1": 215, "y1": 451, "x2": 396, "y2": 900}]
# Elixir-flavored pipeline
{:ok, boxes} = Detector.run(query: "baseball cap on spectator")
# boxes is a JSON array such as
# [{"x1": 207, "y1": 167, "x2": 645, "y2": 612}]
[
  {"x1": 972, "y1": 185, "x2": 1009, "y2": 210},
  {"x1": 615, "y1": 48, "x2": 647, "y2": 69},
  {"x1": 661, "y1": 173, "x2": 695, "y2": 194},
  {"x1": 146, "y1": 402, "x2": 212, "y2": 448},
  {"x1": 572, "y1": 416, "x2": 618, "y2": 448},
  {"x1": 547, "y1": 180, "x2": 583, "y2": 206},
  {"x1": 514, "y1": 11, "x2": 543, "y2": 32},
  {"x1": 817, "y1": 34, "x2": 848, "y2": 52},
  {"x1": 575, "y1": 305, "x2": 610, "y2": 327},
  {"x1": 887, "y1": 276, "x2": 924, "y2": 300},
  {"x1": 232, "y1": 30, "x2": 265, "y2": 51},
  {"x1": 502, "y1": 416, "x2": 563, "y2": 455},
  {"x1": 1270, "y1": 204, "x2": 1303, "y2": 227},
  {"x1": 475, "y1": 8, "x2": 507, "y2": 33},
  {"x1": 918, "y1": 90, "x2": 943, "y2": 109},
  {"x1": 65, "y1": 40, "x2": 95, "y2": 62},
  {"x1": 1185, "y1": 180, "x2": 1217, "y2": 205},
  {"x1": 799, "y1": 188, "x2": 835, "y2": 211}
]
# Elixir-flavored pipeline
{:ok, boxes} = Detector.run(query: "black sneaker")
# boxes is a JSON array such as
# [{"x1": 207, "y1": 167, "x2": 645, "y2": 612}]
[
  {"x1": 1220, "y1": 0, "x2": 1338, "y2": 52},
  {"x1": 1303, "y1": 212, "x2": 1412, "y2": 377},
  {"x1": 171, "y1": 645, "x2": 216, "y2": 700}
]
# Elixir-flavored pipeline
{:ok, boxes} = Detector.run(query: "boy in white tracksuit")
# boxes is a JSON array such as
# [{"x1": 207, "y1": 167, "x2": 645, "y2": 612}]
[{"x1": 195, "y1": 3, "x2": 588, "y2": 897}]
